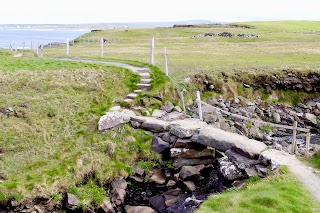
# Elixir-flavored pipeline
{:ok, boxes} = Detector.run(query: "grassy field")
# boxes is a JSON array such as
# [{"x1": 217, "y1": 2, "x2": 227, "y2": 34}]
[
  {"x1": 43, "y1": 21, "x2": 320, "y2": 83},
  {"x1": 0, "y1": 50, "x2": 161, "y2": 208},
  {"x1": 196, "y1": 168, "x2": 320, "y2": 213}
]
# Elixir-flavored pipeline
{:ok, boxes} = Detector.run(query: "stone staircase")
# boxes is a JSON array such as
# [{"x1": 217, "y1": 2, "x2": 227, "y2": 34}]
[{"x1": 123, "y1": 68, "x2": 151, "y2": 103}]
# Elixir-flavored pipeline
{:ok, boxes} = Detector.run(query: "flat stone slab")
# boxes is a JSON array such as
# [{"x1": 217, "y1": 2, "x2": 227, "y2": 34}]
[
  {"x1": 168, "y1": 119, "x2": 207, "y2": 138},
  {"x1": 137, "y1": 83, "x2": 151, "y2": 88},
  {"x1": 98, "y1": 112, "x2": 129, "y2": 131},
  {"x1": 127, "y1": 93, "x2": 138, "y2": 99},
  {"x1": 123, "y1": 99, "x2": 134, "y2": 103},
  {"x1": 197, "y1": 125, "x2": 267, "y2": 159},
  {"x1": 152, "y1": 109, "x2": 167, "y2": 118},
  {"x1": 140, "y1": 117, "x2": 169, "y2": 132}
]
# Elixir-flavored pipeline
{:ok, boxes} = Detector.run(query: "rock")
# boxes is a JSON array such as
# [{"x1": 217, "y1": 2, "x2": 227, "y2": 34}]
[
  {"x1": 111, "y1": 178, "x2": 127, "y2": 206},
  {"x1": 164, "y1": 195, "x2": 179, "y2": 207},
  {"x1": 152, "y1": 109, "x2": 167, "y2": 118},
  {"x1": 130, "y1": 121, "x2": 141, "y2": 128},
  {"x1": 306, "y1": 100, "x2": 317, "y2": 107},
  {"x1": 179, "y1": 166, "x2": 201, "y2": 179},
  {"x1": 259, "y1": 149, "x2": 289, "y2": 171},
  {"x1": 225, "y1": 150, "x2": 260, "y2": 170},
  {"x1": 98, "y1": 112, "x2": 130, "y2": 131},
  {"x1": 152, "y1": 135, "x2": 170, "y2": 154},
  {"x1": 273, "y1": 112, "x2": 281, "y2": 123},
  {"x1": 170, "y1": 148, "x2": 215, "y2": 159},
  {"x1": 174, "y1": 138, "x2": 206, "y2": 150},
  {"x1": 66, "y1": 193, "x2": 79, "y2": 210},
  {"x1": 149, "y1": 195, "x2": 166, "y2": 212},
  {"x1": 314, "y1": 109, "x2": 320, "y2": 116},
  {"x1": 169, "y1": 119, "x2": 207, "y2": 138},
  {"x1": 298, "y1": 103, "x2": 308, "y2": 109},
  {"x1": 184, "y1": 181, "x2": 196, "y2": 191},
  {"x1": 161, "y1": 111, "x2": 186, "y2": 121},
  {"x1": 243, "y1": 84, "x2": 250, "y2": 88},
  {"x1": 232, "y1": 179, "x2": 246, "y2": 189},
  {"x1": 238, "y1": 96, "x2": 255, "y2": 106},
  {"x1": 255, "y1": 164, "x2": 268, "y2": 178},
  {"x1": 218, "y1": 156, "x2": 244, "y2": 181},
  {"x1": 173, "y1": 158, "x2": 214, "y2": 168},
  {"x1": 150, "y1": 169, "x2": 167, "y2": 185},
  {"x1": 317, "y1": 102, "x2": 320, "y2": 110},
  {"x1": 244, "y1": 168, "x2": 258, "y2": 177},
  {"x1": 184, "y1": 77, "x2": 191, "y2": 83},
  {"x1": 173, "y1": 106, "x2": 182, "y2": 113},
  {"x1": 303, "y1": 113, "x2": 317, "y2": 124},
  {"x1": 140, "y1": 118, "x2": 169, "y2": 132},
  {"x1": 125, "y1": 206, "x2": 156, "y2": 213},
  {"x1": 166, "y1": 180, "x2": 176, "y2": 187},
  {"x1": 272, "y1": 143, "x2": 283, "y2": 151},
  {"x1": 109, "y1": 106, "x2": 121, "y2": 112},
  {"x1": 234, "y1": 122, "x2": 248, "y2": 136},
  {"x1": 133, "y1": 164, "x2": 144, "y2": 176},
  {"x1": 161, "y1": 101, "x2": 175, "y2": 113},
  {"x1": 97, "y1": 199, "x2": 115, "y2": 213},
  {"x1": 197, "y1": 126, "x2": 267, "y2": 159}
]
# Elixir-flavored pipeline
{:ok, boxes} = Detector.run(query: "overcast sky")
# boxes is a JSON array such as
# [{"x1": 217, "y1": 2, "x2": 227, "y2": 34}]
[{"x1": 1, "y1": 0, "x2": 319, "y2": 24}]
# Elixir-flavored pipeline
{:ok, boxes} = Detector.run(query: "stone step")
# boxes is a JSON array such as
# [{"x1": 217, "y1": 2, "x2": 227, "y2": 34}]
[
  {"x1": 134, "y1": 89, "x2": 143, "y2": 93},
  {"x1": 123, "y1": 99, "x2": 134, "y2": 103},
  {"x1": 141, "y1": 79, "x2": 151, "y2": 84},
  {"x1": 127, "y1": 93, "x2": 138, "y2": 99},
  {"x1": 137, "y1": 83, "x2": 151, "y2": 89},
  {"x1": 139, "y1": 73, "x2": 150, "y2": 79},
  {"x1": 137, "y1": 68, "x2": 150, "y2": 73}
]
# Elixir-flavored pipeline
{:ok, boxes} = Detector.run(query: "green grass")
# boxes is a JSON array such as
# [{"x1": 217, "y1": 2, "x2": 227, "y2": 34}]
[
  {"x1": 309, "y1": 151, "x2": 320, "y2": 169},
  {"x1": 196, "y1": 169, "x2": 320, "y2": 213},
  {"x1": 0, "y1": 53, "x2": 159, "y2": 206}
]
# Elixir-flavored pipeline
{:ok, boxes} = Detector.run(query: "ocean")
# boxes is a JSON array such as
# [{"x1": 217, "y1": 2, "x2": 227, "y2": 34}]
[{"x1": 0, "y1": 29, "x2": 90, "y2": 49}]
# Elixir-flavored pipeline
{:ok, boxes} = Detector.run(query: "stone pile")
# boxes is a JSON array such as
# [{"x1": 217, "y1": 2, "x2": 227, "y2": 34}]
[{"x1": 192, "y1": 32, "x2": 259, "y2": 38}]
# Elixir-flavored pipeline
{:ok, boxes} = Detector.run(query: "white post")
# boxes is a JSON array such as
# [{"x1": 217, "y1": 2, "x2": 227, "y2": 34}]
[
  {"x1": 100, "y1": 38, "x2": 104, "y2": 57},
  {"x1": 30, "y1": 41, "x2": 33, "y2": 50},
  {"x1": 66, "y1": 38, "x2": 70, "y2": 56},
  {"x1": 49, "y1": 43, "x2": 52, "y2": 48},
  {"x1": 150, "y1": 37, "x2": 155, "y2": 65},
  {"x1": 306, "y1": 131, "x2": 311, "y2": 157},
  {"x1": 36, "y1": 41, "x2": 39, "y2": 56},
  {"x1": 291, "y1": 121, "x2": 298, "y2": 154},
  {"x1": 196, "y1": 91, "x2": 203, "y2": 121},
  {"x1": 163, "y1": 47, "x2": 169, "y2": 76},
  {"x1": 22, "y1": 41, "x2": 25, "y2": 50}
]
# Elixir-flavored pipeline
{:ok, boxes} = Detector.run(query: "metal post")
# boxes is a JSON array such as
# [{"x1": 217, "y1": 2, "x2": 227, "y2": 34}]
[
  {"x1": 150, "y1": 37, "x2": 155, "y2": 65},
  {"x1": 163, "y1": 47, "x2": 169, "y2": 76},
  {"x1": 291, "y1": 121, "x2": 298, "y2": 154},
  {"x1": 196, "y1": 91, "x2": 203, "y2": 121}
]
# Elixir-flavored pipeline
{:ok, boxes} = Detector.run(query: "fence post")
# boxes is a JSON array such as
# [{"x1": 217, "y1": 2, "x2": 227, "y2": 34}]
[
  {"x1": 150, "y1": 37, "x2": 155, "y2": 65},
  {"x1": 180, "y1": 91, "x2": 186, "y2": 114},
  {"x1": 22, "y1": 41, "x2": 25, "y2": 50},
  {"x1": 163, "y1": 47, "x2": 169, "y2": 76},
  {"x1": 306, "y1": 130, "x2": 311, "y2": 157},
  {"x1": 36, "y1": 41, "x2": 39, "y2": 56},
  {"x1": 196, "y1": 91, "x2": 203, "y2": 121},
  {"x1": 66, "y1": 38, "x2": 70, "y2": 56},
  {"x1": 100, "y1": 38, "x2": 104, "y2": 57},
  {"x1": 291, "y1": 121, "x2": 298, "y2": 154},
  {"x1": 30, "y1": 41, "x2": 33, "y2": 50}
]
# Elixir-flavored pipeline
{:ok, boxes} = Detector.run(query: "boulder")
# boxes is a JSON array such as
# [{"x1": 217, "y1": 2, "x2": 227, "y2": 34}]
[
  {"x1": 303, "y1": 113, "x2": 317, "y2": 124},
  {"x1": 161, "y1": 101, "x2": 175, "y2": 113},
  {"x1": 225, "y1": 150, "x2": 260, "y2": 170},
  {"x1": 273, "y1": 112, "x2": 281, "y2": 123},
  {"x1": 111, "y1": 178, "x2": 127, "y2": 206},
  {"x1": 140, "y1": 118, "x2": 169, "y2": 132},
  {"x1": 149, "y1": 195, "x2": 166, "y2": 212},
  {"x1": 166, "y1": 180, "x2": 176, "y2": 187},
  {"x1": 183, "y1": 181, "x2": 196, "y2": 191},
  {"x1": 66, "y1": 193, "x2": 79, "y2": 211},
  {"x1": 170, "y1": 148, "x2": 215, "y2": 159},
  {"x1": 125, "y1": 206, "x2": 156, "y2": 213},
  {"x1": 218, "y1": 156, "x2": 244, "y2": 181},
  {"x1": 150, "y1": 170, "x2": 167, "y2": 185},
  {"x1": 179, "y1": 166, "x2": 201, "y2": 179},
  {"x1": 173, "y1": 106, "x2": 182, "y2": 113},
  {"x1": 97, "y1": 199, "x2": 115, "y2": 213},
  {"x1": 197, "y1": 126, "x2": 267, "y2": 159},
  {"x1": 173, "y1": 158, "x2": 214, "y2": 168},
  {"x1": 98, "y1": 112, "x2": 130, "y2": 131},
  {"x1": 152, "y1": 109, "x2": 167, "y2": 118},
  {"x1": 161, "y1": 111, "x2": 187, "y2": 121},
  {"x1": 152, "y1": 135, "x2": 170, "y2": 154},
  {"x1": 174, "y1": 138, "x2": 206, "y2": 150},
  {"x1": 169, "y1": 119, "x2": 207, "y2": 138}
]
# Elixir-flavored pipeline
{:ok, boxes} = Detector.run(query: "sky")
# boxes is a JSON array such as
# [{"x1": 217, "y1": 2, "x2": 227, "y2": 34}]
[{"x1": 1, "y1": 0, "x2": 319, "y2": 24}]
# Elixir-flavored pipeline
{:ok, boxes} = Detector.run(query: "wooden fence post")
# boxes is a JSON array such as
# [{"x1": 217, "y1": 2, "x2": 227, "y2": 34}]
[
  {"x1": 66, "y1": 38, "x2": 70, "y2": 56},
  {"x1": 100, "y1": 38, "x2": 104, "y2": 57},
  {"x1": 180, "y1": 91, "x2": 186, "y2": 114},
  {"x1": 306, "y1": 131, "x2": 311, "y2": 157},
  {"x1": 163, "y1": 47, "x2": 169, "y2": 76},
  {"x1": 196, "y1": 91, "x2": 203, "y2": 121},
  {"x1": 150, "y1": 37, "x2": 155, "y2": 65},
  {"x1": 291, "y1": 121, "x2": 298, "y2": 154}
]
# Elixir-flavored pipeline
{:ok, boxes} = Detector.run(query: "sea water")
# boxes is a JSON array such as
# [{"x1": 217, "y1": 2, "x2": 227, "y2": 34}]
[{"x1": 0, "y1": 29, "x2": 90, "y2": 49}]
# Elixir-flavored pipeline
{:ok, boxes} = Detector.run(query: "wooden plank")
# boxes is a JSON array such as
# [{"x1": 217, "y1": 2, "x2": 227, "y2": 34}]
[
  {"x1": 201, "y1": 101, "x2": 309, "y2": 133},
  {"x1": 197, "y1": 91, "x2": 203, "y2": 121}
]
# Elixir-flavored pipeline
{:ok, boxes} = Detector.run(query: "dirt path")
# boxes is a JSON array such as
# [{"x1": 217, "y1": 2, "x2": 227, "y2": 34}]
[{"x1": 262, "y1": 149, "x2": 320, "y2": 202}]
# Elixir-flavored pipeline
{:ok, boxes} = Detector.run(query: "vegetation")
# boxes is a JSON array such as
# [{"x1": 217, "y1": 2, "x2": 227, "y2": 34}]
[
  {"x1": 309, "y1": 151, "x2": 320, "y2": 170},
  {"x1": 0, "y1": 52, "x2": 160, "y2": 209},
  {"x1": 196, "y1": 168, "x2": 320, "y2": 213}
]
